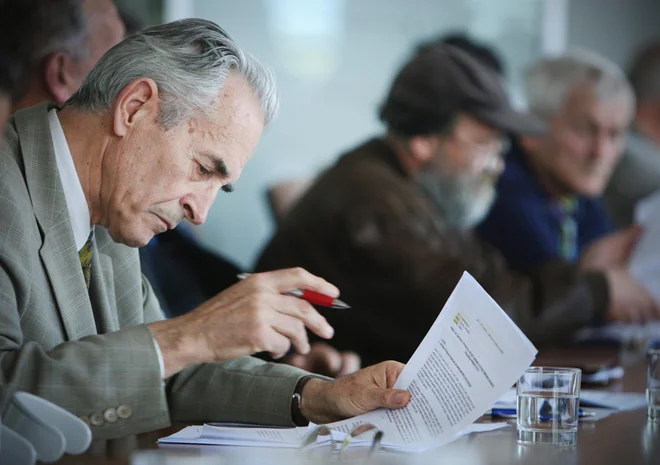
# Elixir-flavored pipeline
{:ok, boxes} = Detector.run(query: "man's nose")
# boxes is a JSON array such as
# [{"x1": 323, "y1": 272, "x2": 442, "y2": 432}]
[{"x1": 181, "y1": 187, "x2": 218, "y2": 225}]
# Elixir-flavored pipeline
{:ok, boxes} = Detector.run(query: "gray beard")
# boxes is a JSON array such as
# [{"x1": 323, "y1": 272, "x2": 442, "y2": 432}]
[{"x1": 416, "y1": 170, "x2": 496, "y2": 230}]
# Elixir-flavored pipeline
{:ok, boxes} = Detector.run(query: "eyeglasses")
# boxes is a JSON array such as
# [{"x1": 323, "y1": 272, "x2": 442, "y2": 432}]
[
  {"x1": 448, "y1": 133, "x2": 510, "y2": 174},
  {"x1": 300, "y1": 423, "x2": 383, "y2": 463}
]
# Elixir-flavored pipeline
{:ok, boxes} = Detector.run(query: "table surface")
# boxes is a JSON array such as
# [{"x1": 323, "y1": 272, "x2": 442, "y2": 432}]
[{"x1": 55, "y1": 347, "x2": 660, "y2": 465}]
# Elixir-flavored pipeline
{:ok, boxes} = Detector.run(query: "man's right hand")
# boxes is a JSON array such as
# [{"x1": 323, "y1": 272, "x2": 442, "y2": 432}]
[
  {"x1": 605, "y1": 268, "x2": 660, "y2": 323},
  {"x1": 148, "y1": 268, "x2": 338, "y2": 378},
  {"x1": 580, "y1": 225, "x2": 642, "y2": 271}
]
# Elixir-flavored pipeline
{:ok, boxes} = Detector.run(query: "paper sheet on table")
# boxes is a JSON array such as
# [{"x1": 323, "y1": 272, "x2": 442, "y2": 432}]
[
  {"x1": 629, "y1": 189, "x2": 660, "y2": 304},
  {"x1": 158, "y1": 425, "x2": 311, "y2": 448},
  {"x1": 495, "y1": 388, "x2": 647, "y2": 412},
  {"x1": 157, "y1": 422, "x2": 510, "y2": 449},
  {"x1": 323, "y1": 272, "x2": 538, "y2": 452},
  {"x1": 573, "y1": 321, "x2": 660, "y2": 346}
]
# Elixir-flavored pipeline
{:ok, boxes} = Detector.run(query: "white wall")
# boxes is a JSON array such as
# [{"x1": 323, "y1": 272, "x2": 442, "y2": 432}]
[
  {"x1": 567, "y1": 0, "x2": 660, "y2": 69},
  {"x1": 181, "y1": 0, "x2": 551, "y2": 269}
]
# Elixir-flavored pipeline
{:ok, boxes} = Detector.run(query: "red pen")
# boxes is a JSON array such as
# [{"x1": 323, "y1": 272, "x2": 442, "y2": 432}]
[{"x1": 236, "y1": 273, "x2": 350, "y2": 309}]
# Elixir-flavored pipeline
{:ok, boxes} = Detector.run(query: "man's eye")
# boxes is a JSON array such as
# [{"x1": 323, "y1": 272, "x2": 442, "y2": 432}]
[{"x1": 198, "y1": 164, "x2": 211, "y2": 176}]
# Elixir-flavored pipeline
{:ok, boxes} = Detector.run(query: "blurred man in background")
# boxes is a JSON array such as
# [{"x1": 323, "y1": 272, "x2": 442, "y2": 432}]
[
  {"x1": 11, "y1": 0, "x2": 124, "y2": 113},
  {"x1": 256, "y1": 43, "x2": 657, "y2": 367},
  {"x1": 605, "y1": 43, "x2": 660, "y2": 227},
  {"x1": 0, "y1": 0, "x2": 35, "y2": 138},
  {"x1": 477, "y1": 51, "x2": 635, "y2": 271}
]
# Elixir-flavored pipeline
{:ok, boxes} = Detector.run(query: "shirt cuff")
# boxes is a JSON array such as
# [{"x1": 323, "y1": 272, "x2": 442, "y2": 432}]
[{"x1": 150, "y1": 333, "x2": 166, "y2": 379}]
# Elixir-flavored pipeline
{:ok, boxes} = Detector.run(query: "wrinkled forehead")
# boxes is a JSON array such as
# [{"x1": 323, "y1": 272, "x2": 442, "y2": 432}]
[
  {"x1": 560, "y1": 84, "x2": 634, "y2": 127},
  {"x1": 186, "y1": 87, "x2": 265, "y2": 180}
]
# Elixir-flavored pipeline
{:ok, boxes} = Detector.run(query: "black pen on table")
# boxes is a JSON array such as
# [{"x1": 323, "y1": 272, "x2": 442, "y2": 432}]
[{"x1": 236, "y1": 273, "x2": 351, "y2": 309}]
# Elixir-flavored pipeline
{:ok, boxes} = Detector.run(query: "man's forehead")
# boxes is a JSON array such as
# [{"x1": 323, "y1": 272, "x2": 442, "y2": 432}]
[{"x1": 562, "y1": 87, "x2": 632, "y2": 125}]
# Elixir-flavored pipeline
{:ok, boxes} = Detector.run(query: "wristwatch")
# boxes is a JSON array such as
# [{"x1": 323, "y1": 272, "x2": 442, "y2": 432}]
[{"x1": 291, "y1": 376, "x2": 313, "y2": 426}]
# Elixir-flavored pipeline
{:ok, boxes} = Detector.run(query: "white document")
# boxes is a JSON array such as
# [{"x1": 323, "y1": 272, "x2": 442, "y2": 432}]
[
  {"x1": 323, "y1": 272, "x2": 538, "y2": 452},
  {"x1": 629, "y1": 189, "x2": 660, "y2": 303}
]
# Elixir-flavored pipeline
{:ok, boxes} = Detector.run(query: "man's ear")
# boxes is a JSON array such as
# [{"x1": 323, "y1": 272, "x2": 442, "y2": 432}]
[
  {"x1": 408, "y1": 135, "x2": 441, "y2": 164},
  {"x1": 112, "y1": 78, "x2": 160, "y2": 137},
  {"x1": 43, "y1": 52, "x2": 79, "y2": 105}
]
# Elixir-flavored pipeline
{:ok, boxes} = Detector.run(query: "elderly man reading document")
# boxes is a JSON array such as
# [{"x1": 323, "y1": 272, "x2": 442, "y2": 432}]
[{"x1": 0, "y1": 19, "x2": 411, "y2": 443}]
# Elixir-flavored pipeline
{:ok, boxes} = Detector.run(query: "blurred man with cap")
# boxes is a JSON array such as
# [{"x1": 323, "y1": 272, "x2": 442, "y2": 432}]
[{"x1": 256, "y1": 43, "x2": 656, "y2": 366}]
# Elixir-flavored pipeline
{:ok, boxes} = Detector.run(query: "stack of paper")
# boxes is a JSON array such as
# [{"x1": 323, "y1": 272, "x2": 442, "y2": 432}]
[
  {"x1": 158, "y1": 422, "x2": 509, "y2": 450},
  {"x1": 159, "y1": 272, "x2": 538, "y2": 453}
]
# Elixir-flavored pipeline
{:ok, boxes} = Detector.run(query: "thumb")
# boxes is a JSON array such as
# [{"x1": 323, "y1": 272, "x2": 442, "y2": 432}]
[
  {"x1": 364, "y1": 387, "x2": 410, "y2": 410},
  {"x1": 286, "y1": 354, "x2": 310, "y2": 371}
]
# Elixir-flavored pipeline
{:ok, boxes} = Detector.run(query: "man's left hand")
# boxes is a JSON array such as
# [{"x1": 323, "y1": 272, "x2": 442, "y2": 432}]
[
  {"x1": 285, "y1": 342, "x2": 361, "y2": 378},
  {"x1": 299, "y1": 361, "x2": 410, "y2": 424}
]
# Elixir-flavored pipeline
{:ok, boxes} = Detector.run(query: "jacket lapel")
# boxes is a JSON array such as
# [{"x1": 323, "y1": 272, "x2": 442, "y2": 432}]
[
  {"x1": 89, "y1": 245, "x2": 119, "y2": 333},
  {"x1": 15, "y1": 103, "x2": 98, "y2": 340}
]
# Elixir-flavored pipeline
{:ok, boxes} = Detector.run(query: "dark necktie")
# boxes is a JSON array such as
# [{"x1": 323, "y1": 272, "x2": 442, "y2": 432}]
[{"x1": 78, "y1": 231, "x2": 94, "y2": 289}]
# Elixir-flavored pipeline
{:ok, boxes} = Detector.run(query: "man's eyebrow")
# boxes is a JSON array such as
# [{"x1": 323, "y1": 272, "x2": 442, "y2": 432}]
[
  {"x1": 210, "y1": 156, "x2": 230, "y2": 178},
  {"x1": 202, "y1": 152, "x2": 234, "y2": 193}
]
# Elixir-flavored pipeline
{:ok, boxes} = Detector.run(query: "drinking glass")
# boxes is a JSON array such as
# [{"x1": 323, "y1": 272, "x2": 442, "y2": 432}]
[{"x1": 517, "y1": 367, "x2": 581, "y2": 446}]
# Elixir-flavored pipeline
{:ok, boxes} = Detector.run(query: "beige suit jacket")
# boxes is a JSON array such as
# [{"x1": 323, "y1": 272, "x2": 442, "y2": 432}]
[{"x1": 0, "y1": 103, "x2": 309, "y2": 441}]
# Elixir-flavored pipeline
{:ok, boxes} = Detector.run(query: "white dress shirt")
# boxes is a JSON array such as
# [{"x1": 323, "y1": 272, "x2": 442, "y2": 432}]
[{"x1": 48, "y1": 109, "x2": 165, "y2": 378}]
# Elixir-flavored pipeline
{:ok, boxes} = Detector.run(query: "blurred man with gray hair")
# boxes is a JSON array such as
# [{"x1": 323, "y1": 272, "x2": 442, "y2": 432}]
[
  {"x1": 605, "y1": 43, "x2": 660, "y2": 227},
  {"x1": 0, "y1": 18, "x2": 413, "y2": 443},
  {"x1": 11, "y1": 0, "x2": 124, "y2": 113}
]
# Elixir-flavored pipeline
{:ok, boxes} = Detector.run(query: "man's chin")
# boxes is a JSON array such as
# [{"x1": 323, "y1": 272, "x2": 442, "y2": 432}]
[{"x1": 108, "y1": 227, "x2": 156, "y2": 248}]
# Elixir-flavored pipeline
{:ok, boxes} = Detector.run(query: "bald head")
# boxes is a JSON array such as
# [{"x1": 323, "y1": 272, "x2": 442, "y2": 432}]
[{"x1": 12, "y1": 0, "x2": 124, "y2": 112}]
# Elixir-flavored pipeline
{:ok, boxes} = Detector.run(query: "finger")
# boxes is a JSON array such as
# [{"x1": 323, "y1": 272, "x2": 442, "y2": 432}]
[
  {"x1": 271, "y1": 294, "x2": 334, "y2": 339},
  {"x1": 259, "y1": 268, "x2": 340, "y2": 298},
  {"x1": 308, "y1": 343, "x2": 342, "y2": 376},
  {"x1": 383, "y1": 361, "x2": 406, "y2": 388},
  {"x1": 337, "y1": 352, "x2": 361, "y2": 377},
  {"x1": 270, "y1": 312, "x2": 311, "y2": 355},
  {"x1": 285, "y1": 353, "x2": 310, "y2": 371},
  {"x1": 363, "y1": 387, "x2": 410, "y2": 411},
  {"x1": 620, "y1": 225, "x2": 643, "y2": 257},
  {"x1": 267, "y1": 330, "x2": 293, "y2": 360}
]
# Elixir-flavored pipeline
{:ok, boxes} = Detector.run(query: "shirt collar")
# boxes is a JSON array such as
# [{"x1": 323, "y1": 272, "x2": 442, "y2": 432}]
[{"x1": 48, "y1": 108, "x2": 92, "y2": 251}]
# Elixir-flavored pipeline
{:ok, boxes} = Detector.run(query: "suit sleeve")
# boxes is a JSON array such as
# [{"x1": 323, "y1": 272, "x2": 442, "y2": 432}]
[{"x1": 140, "y1": 273, "x2": 318, "y2": 427}]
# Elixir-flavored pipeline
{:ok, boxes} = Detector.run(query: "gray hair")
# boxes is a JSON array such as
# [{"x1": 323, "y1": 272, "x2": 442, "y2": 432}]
[
  {"x1": 525, "y1": 49, "x2": 635, "y2": 120},
  {"x1": 628, "y1": 43, "x2": 660, "y2": 103},
  {"x1": 67, "y1": 18, "x2": 278, "y2": 129}
]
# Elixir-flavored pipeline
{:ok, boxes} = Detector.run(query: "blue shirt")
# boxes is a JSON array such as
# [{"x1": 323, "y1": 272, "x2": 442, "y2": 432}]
[{"x1": 476, "y1": 140, "x2": 613, "y2": 272}]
